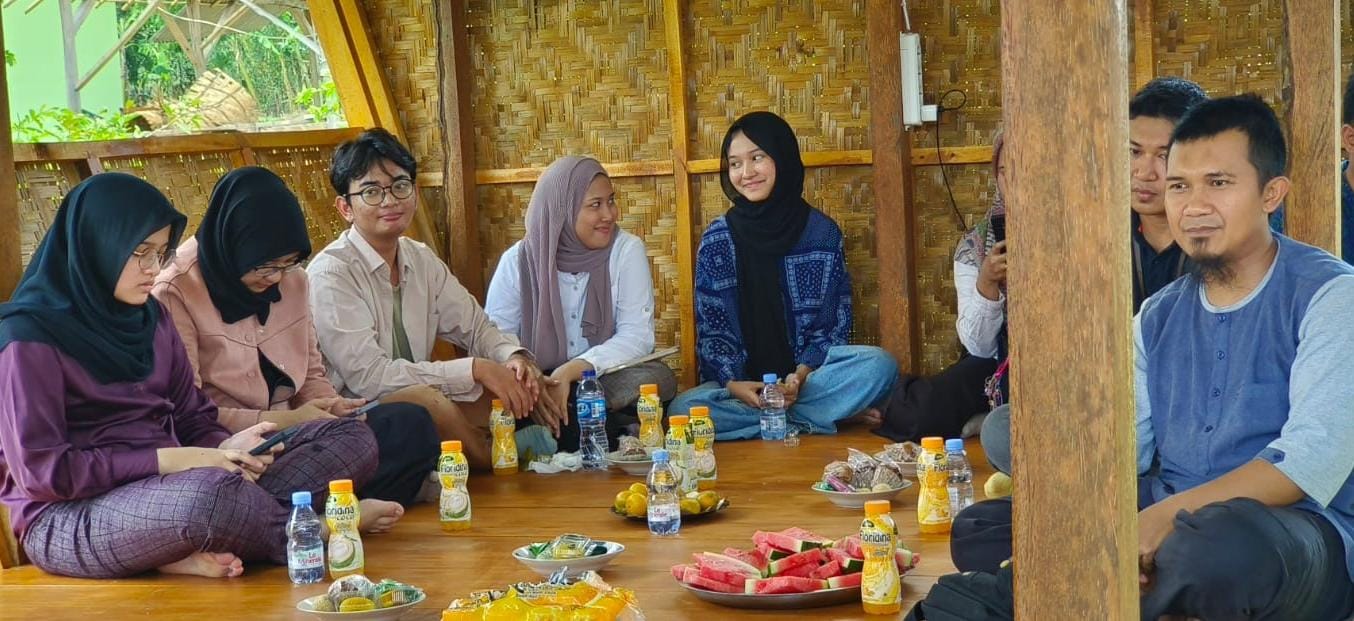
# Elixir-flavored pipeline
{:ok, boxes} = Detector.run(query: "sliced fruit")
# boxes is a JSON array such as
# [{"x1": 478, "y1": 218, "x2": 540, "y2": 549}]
[
  {"x1": 698, "y1": 563, "x2": 756, "y2": 588},
  {"x1": 767, "y1": 548, "x2": 825, "y2": 576},
  {"x1": 775, "y1": 561, "x2": 820, "y2": 578},
  {"x1": 751, "y1": 576, "x2": 828, "y2": 595},
  {"x1": 827, "y1": 572, "x2": 864, "y2": 589},
  {"x1": 825, "y1": 547, "x2": 864, "y2": 573},
  {"x1": 809, "y1": 559, "x2": 843, "y2": 580},
  {"x1": 776, "y1": 527, "x2": 833, "y2": 551},
  {"x1": 680, "y1": 573, "x2": 745, "y2": 594},
  {"x1": 671, "y1": 564, "x2": 694, "y2": 581},
  {"x1": 692, "y1": 552, "x2": 761, "y2": 580},
  {"x1": 721, "y1": 547, "x2": 769, "y2": 574},
  {"x1": 833, "y1": 534, "x2": 865, "y2": 558},
  {"x1": 751, "y1": 530, "x2": 799, "y2": 553}
]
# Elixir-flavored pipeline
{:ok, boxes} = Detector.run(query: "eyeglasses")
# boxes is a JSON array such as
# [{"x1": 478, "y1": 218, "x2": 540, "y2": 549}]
[
  {"x1": 344, "y1": 179, "x2": 415, "y2": 207},
  {"x1": 250, "y1": 261, "x2": 303, "y2": 278},
  {"x1": 130, "y1": 248, "x2": 175, "y2": 271}
]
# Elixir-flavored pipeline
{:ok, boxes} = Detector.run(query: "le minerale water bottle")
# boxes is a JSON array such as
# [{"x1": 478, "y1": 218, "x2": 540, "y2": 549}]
[
  {"x1": 647, "y1": 449, "x2": 681, "y2": 536},
  {"x1": 578, "y1": 369, "x2": 608, "y2": 470},
  {"x1": 759, "y1": 374, "x2": 787, "y2": 440},
  {"x1": 286, "y1": 491, "x2": 325, "y2": 584},
  {"x1": 945, "y1": 438, "x2": 975, "y2": 516}
]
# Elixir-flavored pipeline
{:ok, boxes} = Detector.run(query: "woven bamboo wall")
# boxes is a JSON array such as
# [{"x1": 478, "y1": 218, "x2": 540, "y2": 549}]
[{"x1": 15, "y1": 162, "x2": 83, "y2": 268}]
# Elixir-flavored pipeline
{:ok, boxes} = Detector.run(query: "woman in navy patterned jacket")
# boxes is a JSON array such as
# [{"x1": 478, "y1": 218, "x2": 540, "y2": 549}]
[{"x1": 669, "y1": 112, "x2": 898, "y2": 440}]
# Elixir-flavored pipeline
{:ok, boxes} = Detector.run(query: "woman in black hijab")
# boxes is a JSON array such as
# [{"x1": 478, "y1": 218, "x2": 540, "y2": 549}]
[
  {"x1": 669, "y1": 112, "x2": 899, "y2": 440},
  {"x1": 153, "y1": 166, "x2": 441, "y2": 507},
  {"x1": 0, "y1": 173, "x2": 383, "y2": 579}
]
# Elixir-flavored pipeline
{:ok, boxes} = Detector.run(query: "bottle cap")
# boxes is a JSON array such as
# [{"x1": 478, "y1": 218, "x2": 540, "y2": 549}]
[
  {"x1": 864, "y1": 500, "x2": 891, "y2": 516},
  {"x1": 582, "y1": 369, "x2": 597, "y2": 379},
  {"x1": 689, "y1": 406, "x2": 710, "y2": 418},
  {"x1": 653, "y1": 449, "x2": 669, "y2": 462},
  {"x1": 491, "y1": 399, "x2": 504, "y2": 409},
  {"x1": 944, "y1": 438, "x2": 965, "y2": 453},
  {"x1": 291, "y1": 490, "x2": 312, "y2": 506},
  {"x1": 328, "y1": 479, "x2": 354, "y2": 493},
  {"x1": 639, "y1": 384, "x2": 658, "y2": 395},
  {"x1": 921, "y1": 436, "x2": 945, "y2": 451},
  {"x1": 669, "y1": 415, "x2": 689, "y2": 426},
  {"x1": 762, "y1": 373, "x2": 778, "y2": 383},
  {"x1": 442, "y1": 440, "x2": 462, "y2": 452}
]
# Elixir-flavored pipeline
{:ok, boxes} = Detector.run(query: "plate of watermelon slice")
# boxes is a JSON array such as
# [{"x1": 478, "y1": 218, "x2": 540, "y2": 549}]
[{"x1": 671, "y1": 527, "x2": 919, "y2": 609}]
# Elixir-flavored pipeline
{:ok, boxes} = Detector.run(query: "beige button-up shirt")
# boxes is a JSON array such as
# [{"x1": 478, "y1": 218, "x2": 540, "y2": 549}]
[{"x1": 307, "y1": 229, "x2": 524, "y2": 401}]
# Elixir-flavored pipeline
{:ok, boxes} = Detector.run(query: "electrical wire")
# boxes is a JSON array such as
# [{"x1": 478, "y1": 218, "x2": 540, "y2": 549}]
[
  {"x1": 934, "y1": 88, "x2": 969, "y2": 231},
  {"x1": 901, "y1": 0, "x2": 913, "y2": 32}
]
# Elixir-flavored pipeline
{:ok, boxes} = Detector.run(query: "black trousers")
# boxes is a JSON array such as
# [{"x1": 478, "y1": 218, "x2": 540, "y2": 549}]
[
  {"x1": 360, "y1": 402, "x2": 440, "y2": 506},
  {"x1": 951, "y1": 496, "x2": 1354, "y2": 620}
]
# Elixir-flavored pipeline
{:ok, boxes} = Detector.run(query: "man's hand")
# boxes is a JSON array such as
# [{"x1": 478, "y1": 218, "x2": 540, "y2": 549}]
[
  {"x1": 504, "y1": 352, "x2": 542, "y2": 401},
  {"x1": 531, "y1": 376, "x2": 571, "y2": 437},
  {"x1": 977, "y1": 241, "x2": 1008, "y2": 301},
  {"x1": 727, "y1": 381, "x2": 764, "y2": 408},
  {"x1": 474, "y1": 357, "x2": 533, "y2": 418},
  {"x1": 1137, "y1": 497, "x2": 1183, "y2": 585}
]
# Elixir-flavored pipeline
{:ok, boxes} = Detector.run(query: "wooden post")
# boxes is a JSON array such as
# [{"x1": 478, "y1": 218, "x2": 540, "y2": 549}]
[
  {"x1": 663, "y1": 0, "x2": 698, "y2": 388},
  {"x1": 1132, "y1": 0, "x2": 1155, "y2": 89},
  {"x1": 0, "y1": 7, "x2": 19, "y2": 301},
  {"x1": 306, "y1": 0, "x2": 442, "y2": 255},
  {"x1": 1003, "y1": 2, "x2": 1138, "y2": 619},
  {"x1": 866, "y1": 0, "x2": 920, "y2": 373},
  {"x1": 1283, "y1": 0, "x2": 1341, "y2": 254},
  {"x1": 57, "y1": 0, "x2": 81, "y2": 110},
  {"x1": 434, "y1": 0, "x2": 484, "y2": 298}
]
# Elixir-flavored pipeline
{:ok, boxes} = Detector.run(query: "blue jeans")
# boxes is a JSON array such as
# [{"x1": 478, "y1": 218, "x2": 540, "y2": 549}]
[{"x1": 670, "y1": 345, "x2": 898, "y2": 440}]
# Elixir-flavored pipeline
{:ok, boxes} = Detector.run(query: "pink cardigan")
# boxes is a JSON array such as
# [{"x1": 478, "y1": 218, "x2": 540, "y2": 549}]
[{"x1": 152, "y1": 239, "x2": 338, "y2": 432}]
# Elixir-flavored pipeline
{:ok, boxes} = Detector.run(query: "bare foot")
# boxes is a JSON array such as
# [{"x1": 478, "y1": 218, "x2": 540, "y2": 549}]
[
  {"x1": 358, "y1": 498, "x2": 404, "y2": 534},
  {"x1": 841, "y1": 407, "x2": 883, "y2": 428},
  {"x1": 158, "y1": 551, "x2": 243, "y2": 578}
]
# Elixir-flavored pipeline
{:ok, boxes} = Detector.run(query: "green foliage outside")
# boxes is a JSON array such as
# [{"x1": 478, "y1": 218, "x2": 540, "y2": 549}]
[
  {"x1": 12, "y1": 105, "x2": 141, "y2": 142},
  {"x1": 4, "y1": 50, "x2": 14, "y2": 67}
]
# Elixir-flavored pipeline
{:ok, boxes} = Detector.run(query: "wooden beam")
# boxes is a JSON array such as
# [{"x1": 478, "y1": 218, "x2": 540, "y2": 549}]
[
  {"x1": 236, "y1": 0, "x2": 323, "y2": 57},
  {"x1": 663, "y1": 0, "x2": 697, "y2": 388},
  {"x1": 203, "y1": 3, "x2": 250, "y2": 57},
  {"x1": 305, "y1": 0, "x2": 441, "y2": 253},
  {"x1": 1132, "y1": 0, "x2": 1155, "y2": 89},
  {"x1": 1003, "y1": 2, "x2": 1137, "y2": 619},
  {"x1": 12, "y1": 128, "x2": 364, "y2": 162},
  {"x1": 58, "y1": 0, "x2": 81, "y2": 110},
  {"x1": 910, "y1": 145, "x2": 995, "y2": 166},
  {"x1": 0, "y1": 5, "x2": 21, "y2": 301},
  {"x1": 1282, "y1": 0, "x2": 1341, "y2": 254},
  {"x1": 867, "y1": 0, "x2": 920, "y2": 374},
  {"x1": 435, "y1": 0, "x2": 484, "y2": 298},
  {"x1": 160, "y1": 6, "x2": 206, "y2": 74},
  {"x1": 77, "y1": 0, "x2": 164, "y2": 91}
]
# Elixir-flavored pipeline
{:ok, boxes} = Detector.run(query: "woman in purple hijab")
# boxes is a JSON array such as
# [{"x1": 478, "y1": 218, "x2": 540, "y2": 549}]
[{"x1": 486, "y1": 156, "x2": 676, "y2": 452}]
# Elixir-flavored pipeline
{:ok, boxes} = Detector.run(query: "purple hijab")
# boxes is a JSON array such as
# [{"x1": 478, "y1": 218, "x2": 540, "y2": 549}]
[{"x1": 518, "y1": 156, "x2": 616, "y2": 370}]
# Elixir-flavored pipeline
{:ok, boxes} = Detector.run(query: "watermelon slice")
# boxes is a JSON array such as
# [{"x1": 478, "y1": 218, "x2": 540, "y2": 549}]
[
  {"x1": 751, "y1": 576, "x2": 829, "y2": 595},
  {"x1": 751, "y1": 530, "x2": 798, "y2": 553},
  {"x1": 777, "y1": 527, "x2": 833, "y2": 551},
  {"x1": 825, "y1": 547, "x2": 865, "y2": 574},
  {"x1": 671, "y1": 564, "x2": 694, "y2": 580},
  {"x1": 827, "y1": 572, "x2": 863, "y2": 589},
  {"x1": 721, "y1": 547, "x2": 769, "y2": 574},
  {"x1": 680, "y1": 572, "x2": 745, "y2": 594},
  {"x1": 834, "y1": 534, "x2": 865, "y2": 558},
  {"x1": 767, "y1": 548, "x2": 825, "y2": 576},
  {"x1": 699, "y1": 563, "x2": 756, "y2": 588},
  {"x1": 809, "y1": 559, "x2": 843, "y2": 580},
  {"x1": 775, "y1": 561, "x2": 821, "y2": 578},
  {"x1": 692, "y1": 552, "x2": 762, "y2": 587}
]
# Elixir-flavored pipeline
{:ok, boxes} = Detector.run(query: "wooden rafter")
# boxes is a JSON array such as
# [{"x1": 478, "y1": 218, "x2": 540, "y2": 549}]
[
  {"x1": 77, "y1": 0, "x2": 165, "y2": 90},
  {"x1": 1282, "y1": 0, "x2": 1341, "y2": 254},
  {"x1": 662, "y1": 0, "x2": 697, "y2": 386},
  {"x1": 434, "y1": 0, "x2": 485, "y2": 297}
]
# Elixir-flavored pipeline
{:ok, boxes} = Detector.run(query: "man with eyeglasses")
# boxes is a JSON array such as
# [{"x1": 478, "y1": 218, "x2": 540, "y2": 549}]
[{"x1": 308, "y1": 129, "x2": 555, "y2": 470}]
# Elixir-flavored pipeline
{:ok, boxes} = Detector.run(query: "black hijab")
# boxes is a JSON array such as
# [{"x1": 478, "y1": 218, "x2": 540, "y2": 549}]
[
  {"x1": 196, "y1": 167, "x2": 312, "y2": 325},
  {"x1": 719, "y1": 111, "x2": 812, "y2": 380},
  {"x1": 0, "y1": 173, "x2": 186, "y2": 384}
]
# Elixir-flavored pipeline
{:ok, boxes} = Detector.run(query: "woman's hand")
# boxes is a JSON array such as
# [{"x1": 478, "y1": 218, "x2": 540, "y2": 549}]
[
  {"x1": 531, "y1": 376, "x2": 571, "y2": 437},
  {"x1": 781, "y1": 365, "x2": 812, "y2": 407},
  {"x1": 326, "y1": 397, "x2": 369, "y2": 419},
  {"x1": 157, "y1": 446, "x2": 271, "y2": 482},
  {"x1": 977, "y1": 240, "x2": 1008, "y2": 301},
  {"x1": 263, "y1": 399, "x2": 338, "y2": 429},
  {"x1": 727, "y1": 381, "x2": 764, "y2": 408}
]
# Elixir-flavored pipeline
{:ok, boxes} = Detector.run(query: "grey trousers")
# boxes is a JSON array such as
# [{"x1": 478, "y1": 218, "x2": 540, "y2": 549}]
[{"x1": 597, "y1": 360, "x2": 678, "y2": 411}]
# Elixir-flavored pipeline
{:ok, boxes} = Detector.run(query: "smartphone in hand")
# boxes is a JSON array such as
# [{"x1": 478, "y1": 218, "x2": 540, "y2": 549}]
[
  {"x1": 345, "y1": 399, "x2": 382, "y2": 418},
  {"x1": 249, "y1": 426, "x2": 300, "y2": 456},
  {"x1": 990, "y1": 214, "x2": 1007, "y2": 245}
]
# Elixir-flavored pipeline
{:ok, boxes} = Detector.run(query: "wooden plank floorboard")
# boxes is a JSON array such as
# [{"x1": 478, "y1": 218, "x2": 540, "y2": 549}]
[{"x1": 0, "y1": 427, "x2": 994, "y2": 619}]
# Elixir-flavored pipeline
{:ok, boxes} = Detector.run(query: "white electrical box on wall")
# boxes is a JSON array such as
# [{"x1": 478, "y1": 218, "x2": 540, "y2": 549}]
[{"x1": 900, "y1": 32, "x2": 923, "y2": 126}]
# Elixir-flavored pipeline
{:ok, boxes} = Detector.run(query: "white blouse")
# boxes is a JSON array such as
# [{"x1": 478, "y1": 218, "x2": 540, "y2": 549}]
[
  {"x1": 953, "y1": 260, "x2": 1006, "y2": 359},
  {"x1": 485, "y1": 230, "x2": 656, "y2": 374}
]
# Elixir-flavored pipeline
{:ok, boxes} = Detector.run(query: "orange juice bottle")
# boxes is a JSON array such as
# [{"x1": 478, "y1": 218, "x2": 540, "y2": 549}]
[
  {"x1": 860, "y1": 500, "x2": 902, "y2": 615},
  {"x1": 687, "y1": 406, "x2": 717, "y2": 491},
  {"x1": 916, "y1": 436, "x2": 952, "y2": 534},
  {"x1": 324, "y1": 479, "x2": 364, "y2": 579},
  {"x1": 636, "y1": 384, "x2": 665, "y2": 448},
  {"x1": 490, "y1": 399, "x2": 518, "y2": 476},
  {"x1": 664, "y1": 415, "x2": 695, "y2": 493},
  {"x1": 438, "y1": 440, "x2": 471, "y2": 531}
]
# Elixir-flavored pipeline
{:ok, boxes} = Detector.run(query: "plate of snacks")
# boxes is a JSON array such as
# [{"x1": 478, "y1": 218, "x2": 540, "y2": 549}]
[
  {"x1": 813, "y1": 447, "x2": 914, "y2": 508},
  {"x1": 610, "y1": 483, "x2": 729, "y2": 520},
  {"x1": 297, "y1": 575, "x2": 425, "y2": 620},
  {"x1": 605, "y1": 436, "x2": 657, "y2": 476},
  {"x1": 442, "y1": 571, "x2": 642, "y2": 620},
  {"x1": 513, "y1": 533, "x2": 625, "y2": 577}
]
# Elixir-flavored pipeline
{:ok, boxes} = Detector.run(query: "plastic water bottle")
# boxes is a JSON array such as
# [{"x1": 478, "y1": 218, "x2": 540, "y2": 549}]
[
  {"x1": 286, "y1": 491, "x2": 325, "y2": 584},
  {"x1": 647, "y1": 449, "x2": 681, "y2": 536},
  {"x1": 944, "y1": 438, "x2": 974, "y2": 517},
  {"x1": 578, "y1": 369, "x2": 608, "y2": 470},
  {"x1": 759, "y1": 374, "x2": 787, "y2": 441}
]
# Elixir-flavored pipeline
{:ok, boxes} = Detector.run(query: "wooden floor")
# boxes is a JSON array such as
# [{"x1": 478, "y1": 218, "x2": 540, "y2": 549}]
[{"x1": 0, "y1": 428, "x2": 993, "y2": 620}]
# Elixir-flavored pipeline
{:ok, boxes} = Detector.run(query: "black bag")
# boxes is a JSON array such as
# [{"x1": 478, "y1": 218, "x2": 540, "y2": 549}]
[
  {"x1": 874, "y1": 355, "x2": 997, "y2": 443},
  {"x1": 904, "y1": 564, "x2": 1014, "y2": 621}
]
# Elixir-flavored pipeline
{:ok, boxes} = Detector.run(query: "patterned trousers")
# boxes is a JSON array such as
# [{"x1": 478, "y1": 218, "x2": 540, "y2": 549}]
[{"x1": 22, "y1": 417, "x2": 377, "y2": 578}]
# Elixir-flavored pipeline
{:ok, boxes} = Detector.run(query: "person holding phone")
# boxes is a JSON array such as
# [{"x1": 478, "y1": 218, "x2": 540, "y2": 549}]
[
  {"x1": 154, "y1": 167, "x2": 439, "y2": 506},
  {"x1": 0, "y1": 174, "x2": 397, "y2": 580},
  {"x1": 484, "y1": 156, "x2": 678, "y2": 451}
]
